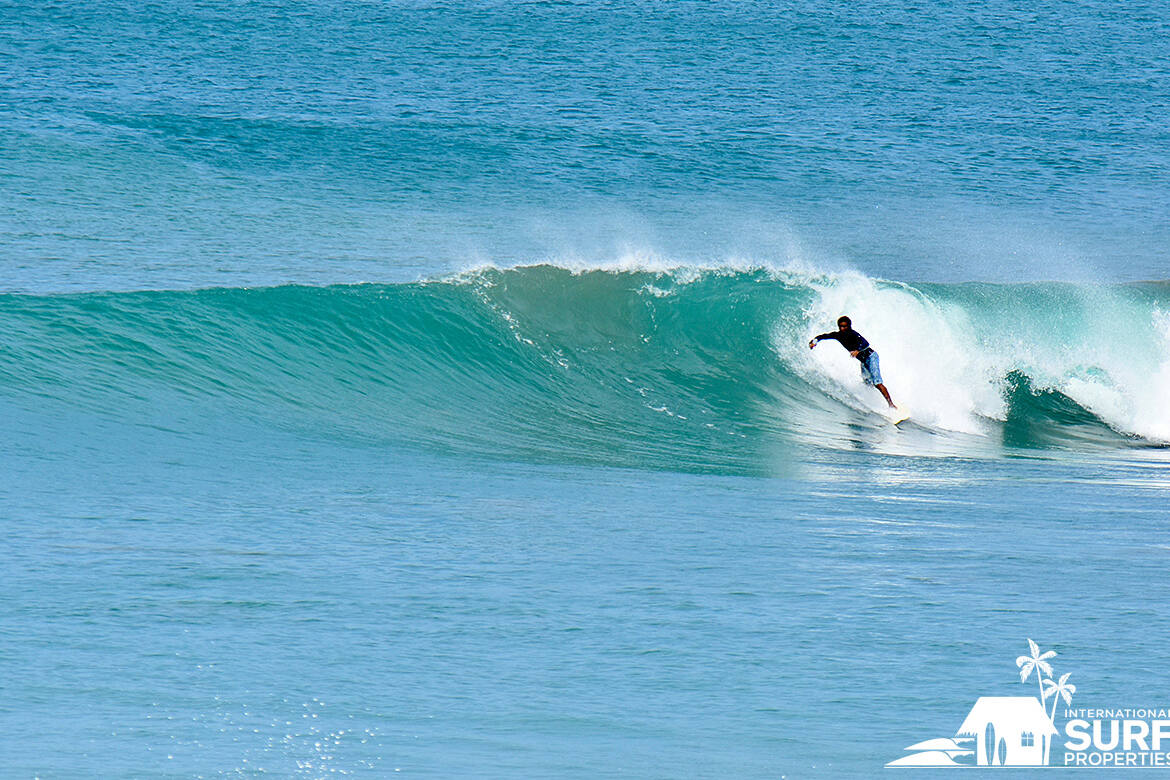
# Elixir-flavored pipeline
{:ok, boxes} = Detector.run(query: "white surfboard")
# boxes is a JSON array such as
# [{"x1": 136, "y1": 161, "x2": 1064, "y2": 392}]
[{"x1": 887, "y1": 406, "x2": 911, "y2": 424}]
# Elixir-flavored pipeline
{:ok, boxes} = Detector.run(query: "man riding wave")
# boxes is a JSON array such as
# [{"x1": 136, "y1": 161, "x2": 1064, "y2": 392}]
[{"x1": 809, "y1": 315, "x2": 896, "y2": 409}]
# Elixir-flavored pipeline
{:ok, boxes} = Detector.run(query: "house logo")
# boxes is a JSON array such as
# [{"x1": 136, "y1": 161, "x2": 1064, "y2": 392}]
[{"x1": 888, "y1": 638, "x2": 1074, "y2": 767}]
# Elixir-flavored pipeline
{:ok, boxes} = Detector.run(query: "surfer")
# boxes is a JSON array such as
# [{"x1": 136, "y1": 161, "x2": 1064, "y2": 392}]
[{"x1": 809, "y1": 316, "x2": 896, "y2": 408}]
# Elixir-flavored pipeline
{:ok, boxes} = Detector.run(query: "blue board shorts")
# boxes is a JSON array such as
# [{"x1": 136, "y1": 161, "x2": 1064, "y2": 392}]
[{"x1": 860, "y1": 351, "x2": 883, "y2": 386}]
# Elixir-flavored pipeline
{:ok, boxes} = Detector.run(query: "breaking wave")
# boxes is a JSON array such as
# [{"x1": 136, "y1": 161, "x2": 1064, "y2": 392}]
[{"x1": 2, "y1": 264, "x2": 1168, "y2": 472}]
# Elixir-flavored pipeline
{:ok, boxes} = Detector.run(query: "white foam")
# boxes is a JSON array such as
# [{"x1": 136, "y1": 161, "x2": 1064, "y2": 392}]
[
  {"x1": 441, "y1": 248, "x2": 812, "y2": 284},
  {"x1": 1020, "y1": 300, "x2": 1170, "y2": 443},
  {"x1": 792, "y1": 272, "x2": 1004, "y2": 434},
  {"x1": 792, "y1": 271, "x2": 1170, "y2": 444}
]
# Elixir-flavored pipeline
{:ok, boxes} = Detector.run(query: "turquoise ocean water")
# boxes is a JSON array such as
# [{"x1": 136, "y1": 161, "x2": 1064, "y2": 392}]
[{"x1": 3, "y1": 1, "x2": 1170, "y2": 776}]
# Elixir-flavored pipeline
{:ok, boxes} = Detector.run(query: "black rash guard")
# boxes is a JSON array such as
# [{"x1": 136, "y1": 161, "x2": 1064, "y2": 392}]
[{"x1": 814, "y1": 329, "x2": 874, "y2": 361}]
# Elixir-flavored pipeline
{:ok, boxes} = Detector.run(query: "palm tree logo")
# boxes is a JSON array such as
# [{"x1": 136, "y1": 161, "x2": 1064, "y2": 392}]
[
  {"x1": 1016, "y1": 638, "x2": 1056, "y2": 710},
  {"x1": 1044, "y1": 673, "x2": 1077, "y2": 721},
  {"x1": 1015, "y1": 638, "x2": 1075, "y2": 723}
]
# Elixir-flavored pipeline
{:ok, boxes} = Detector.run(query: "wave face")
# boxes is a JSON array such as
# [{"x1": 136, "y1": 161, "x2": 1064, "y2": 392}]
[{"x1": 2, "y1": 266, "x2": 1168, "y2": 472}]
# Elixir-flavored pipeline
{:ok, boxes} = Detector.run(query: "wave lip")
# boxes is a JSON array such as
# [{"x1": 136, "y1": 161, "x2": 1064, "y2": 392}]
[{"x1": 1, "y1": 265, "x2": 1167, "y2": 472}]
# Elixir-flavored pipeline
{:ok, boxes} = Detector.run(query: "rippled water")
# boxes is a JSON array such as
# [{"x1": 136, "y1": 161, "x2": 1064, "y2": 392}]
[{"x1": 3, "y1": 1, "x2": 1169, "y2": 776}]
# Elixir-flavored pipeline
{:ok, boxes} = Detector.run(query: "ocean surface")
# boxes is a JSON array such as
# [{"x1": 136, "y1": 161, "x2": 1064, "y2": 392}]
[{"x1": 3, "y1": 1, "x2": 1169, "y2": 776}]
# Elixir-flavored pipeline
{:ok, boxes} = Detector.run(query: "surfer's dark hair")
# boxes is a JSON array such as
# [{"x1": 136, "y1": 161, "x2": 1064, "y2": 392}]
[{"x1": 837, "y1": 315, "x2": 851, "y2": 327}]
